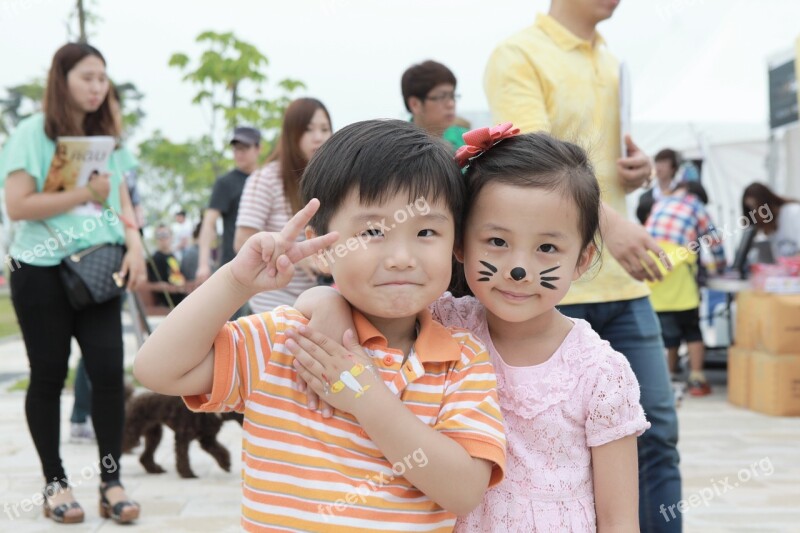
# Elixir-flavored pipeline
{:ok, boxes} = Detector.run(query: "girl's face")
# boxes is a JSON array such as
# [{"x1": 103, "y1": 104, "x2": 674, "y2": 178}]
[
  {"x1": 299, "y1": 108, "x2": 332, "y2": 162},
  {"x1": 459, "y1": 182, "x2": 593, "y2": 324},
  {"x1": 66, "y1": 55, "x2": 109, "y2": 114}
]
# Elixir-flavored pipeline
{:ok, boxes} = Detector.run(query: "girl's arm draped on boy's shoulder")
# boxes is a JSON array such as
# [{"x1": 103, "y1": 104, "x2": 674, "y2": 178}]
[
  {"x1": 4, "y1": 169, "x2": 97, "y2": 221},
  {"x1": 134, "y1": 200, "x2": 338, "y2": 396},
  {"x1": 288, "y1": 326, "x2": 498, "y2": 516},
  {"x1": 592, "y1": 435, "x2": 640, "y2": 532},
  {"x1": 294, "y1": 285, "x2": 355, "y2": 415}
]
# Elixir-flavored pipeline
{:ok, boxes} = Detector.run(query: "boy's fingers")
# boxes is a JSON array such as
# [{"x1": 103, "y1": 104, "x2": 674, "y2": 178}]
[
  {"x1": 281, "y1": 199, "x2": 321, "y2": 242},
  {"x1": 292, "y1": 359, "x2": 324, "y2": 396},
  {"x1": 285, "y1": 232, "x2": 339, "y2": 264},
  {"x1": 286, "y1": 334, "x2": 332, "y2": 373}
]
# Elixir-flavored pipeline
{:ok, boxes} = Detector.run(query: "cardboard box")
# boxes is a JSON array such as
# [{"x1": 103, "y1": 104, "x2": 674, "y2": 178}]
[
  {"x1": 727, "y1": 346, "x2": 751, "y2": 408},
  {"x1": 734, "y1": 291, "x2": 763, "y2": 350},
  {"x1": 748, "y1": 351, "x2": 800, "y2": 416},
  {"x1": 754, "y1": 294, "x2": 800, "y2": 354}
]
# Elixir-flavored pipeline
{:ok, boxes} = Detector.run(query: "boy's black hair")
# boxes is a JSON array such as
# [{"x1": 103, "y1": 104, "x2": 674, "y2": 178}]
[
  {"x1": 449, "y1": 133, "x2": 601, "y2": 297},
  {"x1": 301, "y1": 119, "x2": 465, "y2": 242}
]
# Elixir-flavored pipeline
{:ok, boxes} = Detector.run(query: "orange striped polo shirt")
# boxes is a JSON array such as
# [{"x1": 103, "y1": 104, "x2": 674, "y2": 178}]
[{"x1": 184, "y1": 306, "x2": 506, "y2": 532}]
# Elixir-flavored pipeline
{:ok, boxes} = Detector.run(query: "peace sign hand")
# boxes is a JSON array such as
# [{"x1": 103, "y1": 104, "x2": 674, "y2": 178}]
[{"x1": 228, "y1": 199, "x2": 338, "y2": 294}]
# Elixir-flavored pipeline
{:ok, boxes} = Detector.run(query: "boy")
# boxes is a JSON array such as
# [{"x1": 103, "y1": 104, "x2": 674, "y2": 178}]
[{"x1": 135, "y1": 120, "x2": 505, "y2": 532}]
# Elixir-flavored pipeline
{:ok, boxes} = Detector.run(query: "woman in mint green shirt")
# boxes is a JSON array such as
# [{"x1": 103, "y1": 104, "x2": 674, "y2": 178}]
[{"x1": 0, "y1": 43, "x2": 143, "y2": 524}]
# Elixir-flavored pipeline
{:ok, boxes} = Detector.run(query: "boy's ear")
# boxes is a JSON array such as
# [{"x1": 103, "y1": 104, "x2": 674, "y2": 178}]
[
  {"x1": 572, "y1": 244, "x2": 596, "y2": 281},
  {"x1": 305, "y1": 225, "x2": 332, "y2": 275}
]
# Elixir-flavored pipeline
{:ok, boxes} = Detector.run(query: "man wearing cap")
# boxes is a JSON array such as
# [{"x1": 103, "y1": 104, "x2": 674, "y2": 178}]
[{"x1": 195, "y1": 126, "x2": 261, "y2": 284}]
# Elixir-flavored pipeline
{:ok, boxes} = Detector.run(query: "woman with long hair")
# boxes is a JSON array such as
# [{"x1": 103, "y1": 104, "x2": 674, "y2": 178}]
[
  {"x1": 742, "y1": 182, "x2": 800, "y2": 259},
  {"x1": 0, "y1": 43, "x2": 144, "y2": 524},
  {"x1": 234, "y1": 97, "x2": 333, "y2": 312}
]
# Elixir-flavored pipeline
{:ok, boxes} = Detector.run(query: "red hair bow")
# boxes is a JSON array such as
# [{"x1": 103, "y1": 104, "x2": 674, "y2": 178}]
[{"x1": 454, "y1": 122, "x2": 521, "y2": 168}]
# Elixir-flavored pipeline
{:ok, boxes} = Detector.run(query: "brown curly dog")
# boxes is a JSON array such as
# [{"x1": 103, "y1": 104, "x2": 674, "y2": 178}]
[{"x1": 122, "y1": 390, "x2": 243, "y2": 478}]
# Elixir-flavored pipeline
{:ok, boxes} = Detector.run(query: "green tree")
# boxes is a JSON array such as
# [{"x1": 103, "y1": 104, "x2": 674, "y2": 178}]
[
  {"x1": 0, "y1": 79, "x2": 45, "y2": 139},
  {"x1": 137, "y1": 31, "x2": 304, "y2": 223},
  {"x1": 167, "y1": 30, "x2": 304, "y2": 161}
]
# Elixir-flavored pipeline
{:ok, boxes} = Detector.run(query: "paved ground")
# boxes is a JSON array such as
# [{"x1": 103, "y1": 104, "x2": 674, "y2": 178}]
[{"x1": 0, "y1": 325, "x2": 798, "y2": 531}]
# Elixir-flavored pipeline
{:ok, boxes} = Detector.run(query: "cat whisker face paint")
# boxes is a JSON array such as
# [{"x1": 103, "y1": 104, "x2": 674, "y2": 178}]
[
  {"x1": 477, "y1": 260, "x2": 497, "y2": 282},
  {"x1": 539, "y1": 265, "x2": 560, "y2": 290}
]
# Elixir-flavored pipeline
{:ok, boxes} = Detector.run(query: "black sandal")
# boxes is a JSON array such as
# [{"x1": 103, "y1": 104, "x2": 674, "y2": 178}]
[
  {"x1": 99, "y1": 480, "x2": 140, "y2": 524},
  {"x1": 43, "y1": 481, "x2": 84, "y2": 524}
]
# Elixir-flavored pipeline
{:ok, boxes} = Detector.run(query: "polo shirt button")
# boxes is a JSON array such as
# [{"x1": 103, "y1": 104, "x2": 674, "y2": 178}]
[{"x1": 382, "y1": 355, "x2": 394, "y2": 366}]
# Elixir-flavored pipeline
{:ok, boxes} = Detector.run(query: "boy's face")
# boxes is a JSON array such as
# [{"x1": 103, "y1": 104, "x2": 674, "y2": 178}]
[{"x1": 312, "y1": 191, "x2": 455, "y2": 325}]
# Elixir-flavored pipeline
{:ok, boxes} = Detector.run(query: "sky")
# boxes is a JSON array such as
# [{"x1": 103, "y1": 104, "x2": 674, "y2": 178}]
[{"x1": 1, "y1": 0, "x2": 799, "y2": 152}]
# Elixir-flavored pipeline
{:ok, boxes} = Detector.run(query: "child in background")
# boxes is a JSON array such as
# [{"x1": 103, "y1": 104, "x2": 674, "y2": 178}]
[
  {"x1": 295, "y1": 124, "x2": 649, "y2": 532},
  {"x1": 134, "y1": 120, "x2": 506, "y2": 532},
  {"x1": 645, "y1": 181, "x2": 726, "y2": 396}
]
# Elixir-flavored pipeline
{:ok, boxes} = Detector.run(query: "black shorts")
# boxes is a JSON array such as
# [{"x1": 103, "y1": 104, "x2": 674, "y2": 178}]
[{"x1": 657, "y1": 308, "x2": 703, "y2": 348}]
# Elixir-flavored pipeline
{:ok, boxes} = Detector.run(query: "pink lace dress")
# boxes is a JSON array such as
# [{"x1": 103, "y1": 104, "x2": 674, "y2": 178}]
[{"x1": 430, "y1": 295, "x2": 650, "y2": 533}]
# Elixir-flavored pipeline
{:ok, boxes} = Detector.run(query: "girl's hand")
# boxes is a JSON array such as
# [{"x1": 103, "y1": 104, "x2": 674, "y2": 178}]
[
  {"x1": 119, "y1": 248, "x2": 146, "y2": 290},
  {"x1": 286, "y1": 326, "x2": 384, "y2": 416},
  {"x1": 228, "y1": 199, "x2": 338, "y2": 294},
  {"x1": 86, "y1": 172, "x2": 111, "y2": 203}
]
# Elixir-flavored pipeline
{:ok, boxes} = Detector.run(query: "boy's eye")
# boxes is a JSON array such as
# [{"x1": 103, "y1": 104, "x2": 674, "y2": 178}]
[
  {"x1": 359, "y1": 228, "x2": 383, "y2": 238},
  {"x1": 418, "y1": 229, "x2": 436, "y2": 237},
  {"x1": 489, "y1": 237, "x2": 507, "y2": 247},
  {"x1": 539, "y1": 243, "x2": 558, "y2": 253}
]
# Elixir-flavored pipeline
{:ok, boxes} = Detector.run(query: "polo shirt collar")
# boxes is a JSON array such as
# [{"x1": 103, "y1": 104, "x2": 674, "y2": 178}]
[
  {"x1": 352, "y1": 308, "x2": 462, "y2": 363},
  {"x1": 535, "y1": 13, "x2": 606, "y2": 51}
]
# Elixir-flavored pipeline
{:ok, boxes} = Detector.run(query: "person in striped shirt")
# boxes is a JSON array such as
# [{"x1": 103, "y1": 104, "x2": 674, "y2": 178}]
[{"x1": 134, "y1": 119, "x2": 506, "y2": 532}]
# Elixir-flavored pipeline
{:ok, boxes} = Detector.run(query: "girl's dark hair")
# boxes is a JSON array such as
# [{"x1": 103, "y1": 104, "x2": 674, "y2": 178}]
[
  {"x1": 449, "y1": 133, "x2": 601, "y2": 296},
  {"x1": 43, "y1": 42, "x2": 118, "y2": 140},
  {"x1": 268, "y1": 98, "x2": 332, "y2": 215},
  {"x1": 742, "y1": 182, "x2": 795, "y2": 232},
  {"x1": 302, "y1": 120, "x2": 464, "y2": 241}
]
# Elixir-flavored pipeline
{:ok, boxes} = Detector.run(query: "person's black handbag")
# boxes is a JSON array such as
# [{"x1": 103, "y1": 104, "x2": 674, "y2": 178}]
[
  {"x1": 59, "y1": 243, "x2": 126, "y2": 310},
  {"x1": 41, "y1": 221, "x2": 126, "y2": 310}
]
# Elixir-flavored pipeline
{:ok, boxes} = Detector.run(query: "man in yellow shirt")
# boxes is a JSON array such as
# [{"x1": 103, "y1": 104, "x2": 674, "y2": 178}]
[{"x1": 485, "y1": 1, "x2": 681, "y2": 531}]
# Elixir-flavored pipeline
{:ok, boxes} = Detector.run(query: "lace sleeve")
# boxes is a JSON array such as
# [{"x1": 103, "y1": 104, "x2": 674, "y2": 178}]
[
  {"x1": 584, "y1": 350, "x2": 650, "y2": 447},
  {"x1": 429, "y1": 293, "x2": 482, "y2": 329}
]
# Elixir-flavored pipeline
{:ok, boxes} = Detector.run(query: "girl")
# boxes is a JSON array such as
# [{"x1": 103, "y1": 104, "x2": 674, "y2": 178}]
[
  {"x1": 0, "y1": 43, "x2": 143, "y2": 524},
  {"x1": 234, "y1": 97, "x2": 333, "y2": 312},
  {"x1": 294, "y1": 124, "x2": 649, "y2": 531},
  {"x1": 742, "y1": 182, "x2": 800, "y2": 259}
]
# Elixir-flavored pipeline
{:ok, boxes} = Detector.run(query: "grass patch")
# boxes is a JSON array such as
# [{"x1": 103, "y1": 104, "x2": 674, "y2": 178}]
[{"x1": 0, "y1": 293, "x2": 20, "y2": 338}]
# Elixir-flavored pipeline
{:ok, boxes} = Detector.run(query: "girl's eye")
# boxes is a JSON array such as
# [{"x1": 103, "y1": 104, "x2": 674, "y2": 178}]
[
  {"x1": 418, "y1": 229, "x2": 436, "y2": 237},
  {"x1": 539, "y1": 243, "x2": 558, "y2": 253},
  {"x1": 489, "y1": 237, "x2": 507, "y2": 247}
]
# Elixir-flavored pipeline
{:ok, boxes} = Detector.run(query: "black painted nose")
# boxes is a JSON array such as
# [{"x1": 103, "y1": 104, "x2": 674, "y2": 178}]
[{"x1": 510, "y1": 267, "x2": 526, "y2": 281}]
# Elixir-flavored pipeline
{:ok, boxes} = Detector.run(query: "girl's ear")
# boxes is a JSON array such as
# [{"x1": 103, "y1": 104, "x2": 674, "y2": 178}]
[
  {"x1": 453, "y1": 245, "x2": 465, "y2": 263},
  {"x1": 572, "y1": 243, "x2": 596, "y2": 281},
  {"x1": 305, "y1": 226, "x2": 332, "y2": 274}
]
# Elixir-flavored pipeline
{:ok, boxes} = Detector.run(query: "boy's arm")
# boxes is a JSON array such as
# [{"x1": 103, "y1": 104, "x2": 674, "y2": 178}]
[
  {"x1": 134, "y1": 200, "x2": 338, "y2": 397},
  {"x1": 287, "y1": 327, "x2": 500, "y2": 516},
  {"x1": 592, "y1": 435, "x2": 640, "y2": 533}
]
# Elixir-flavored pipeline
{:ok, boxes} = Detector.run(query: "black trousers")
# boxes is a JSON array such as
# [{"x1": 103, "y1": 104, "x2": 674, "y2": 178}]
[{"x1": 11, "y1": 262, "x2": 125, "y2": 485}]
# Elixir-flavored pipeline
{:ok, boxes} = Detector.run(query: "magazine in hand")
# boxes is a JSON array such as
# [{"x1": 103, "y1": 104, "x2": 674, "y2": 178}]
[{"x1": 45, "y1": 136, "x2": 116, "y2": 215}]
